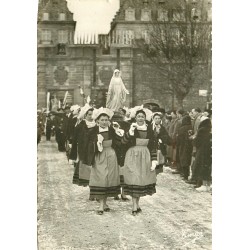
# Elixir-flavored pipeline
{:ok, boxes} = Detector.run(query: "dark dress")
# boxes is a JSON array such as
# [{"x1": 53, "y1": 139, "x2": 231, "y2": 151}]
[
  {"x1": 45, "y1": 118, "x2": 52, "y2": 141},
  {"x1": 112, "y1": 120, "x2": 131, "y2": 186},
  {"x1": 70, "y1": 120, "x2": 84, "y2": 185},
  {"x1": 192, "y1": 119, "x2": 212, "y2": 181},
  {"x1": 54, "y1": 113, "x2": 66, "y2": 152},
  {"x1": 65, "y1": 114, "x2": 77, "y2": 159},
  {"x1": 122, "y1": 127, "x2": 157, "y2": 198},
  {"x1": 177, "y1": 115, "x2": 193, "y2": 179},
  {"x1": 77, "y1": 120, "x2": 96, "y2": 187},
  {"x1": 150, "y1": 123, "x2": 172, "y2": 175}
]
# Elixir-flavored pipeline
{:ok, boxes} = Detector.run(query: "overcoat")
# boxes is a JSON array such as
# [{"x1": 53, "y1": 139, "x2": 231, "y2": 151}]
[
  {"x1": 193, "y1": 119, "x2": 212, "y2": 181},
  {"x1": 177, "y1": 116, "x2": 193, "y2": 167}
]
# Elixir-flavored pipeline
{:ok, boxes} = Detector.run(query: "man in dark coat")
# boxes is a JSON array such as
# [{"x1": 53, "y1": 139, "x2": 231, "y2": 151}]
[
  {"x1": 168, "y1": 111, "x2": 178, "y2": 169},
  {"x1": 186, "y1": 107, "x2": 203, "y2": 185},
  {"x1": 62, "y1": 105, "x2": 71, "y2": 153},
  {"x1": 172, "y1": 109, "x2": 185, "y2": 175},
  {"x1": 54, "y1": 109, "x2": 66, "y2": 152},
  {"x1": 193, "y1": 117, "x2": 212, "y2": 192},
  {"x1": 177, "y1": 115, "x2": 193, "y2": 180},
  {"x1": 45, "y1": 114, "x2": 53, "y2": 141}
]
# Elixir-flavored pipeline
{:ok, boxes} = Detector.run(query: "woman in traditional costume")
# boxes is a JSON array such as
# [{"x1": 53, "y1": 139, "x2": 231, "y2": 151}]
[
  {"x1": 122, "y1": 109, "x2": 158, "y2": 216},
  {"x1": 106, "y1": 69, "x2": 129, "y2": 111},
  {"x1": 71, "y1": 102, "x2": 96, "y2": 189},
  {"x1": 110, "y1": 114, "x2": 130, "y2": 201},
  {"x1": 70, "y1": 105, "x2": 84, "y2": 185},
  {"x1": 87, "y1": 108, "x2": 123, "y2": 214}
]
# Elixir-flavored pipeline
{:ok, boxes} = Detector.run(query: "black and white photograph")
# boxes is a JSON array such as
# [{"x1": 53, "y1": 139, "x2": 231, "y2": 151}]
[
  {"x1": 36, "y1": 0, "x2": 212, "y2": 249},
  {"x1": 3, "y1": 0, "x2": 250, "y2": 249}
]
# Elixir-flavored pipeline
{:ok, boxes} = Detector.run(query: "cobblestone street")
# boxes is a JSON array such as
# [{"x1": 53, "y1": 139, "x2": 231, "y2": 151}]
[{"x1": 37, "y1": 136, "x2": 212, "y2": 250}]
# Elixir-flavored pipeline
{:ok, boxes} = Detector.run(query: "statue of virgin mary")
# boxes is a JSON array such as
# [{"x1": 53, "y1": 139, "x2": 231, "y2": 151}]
[{"x1": 106, "y1": 69, "x2": 129, "y2": 111}]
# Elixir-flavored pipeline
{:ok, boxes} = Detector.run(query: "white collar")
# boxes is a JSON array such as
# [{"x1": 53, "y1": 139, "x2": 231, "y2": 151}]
[
  {"x1": 99, "y1": 126, "x2": 109, "y2": 133},
  {"x1": 152, "y1": 121, "x2": 162, "y2": 130},
  {"x1": 85, "y1": 120, "x2": 96, "y2": 128},
  {"x1": 136, "y1": 123, "x2": 147, "y2": 131}
]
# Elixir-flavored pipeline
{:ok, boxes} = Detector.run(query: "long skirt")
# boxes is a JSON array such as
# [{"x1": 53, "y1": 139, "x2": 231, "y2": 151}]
[
  {"x1": 78, "y1": 161, "x2": 91, "y2": 187},
  {"x1": 72, "y1": 162, "x2": 79, "y2": 185},
  {"x1": 123, "y1": 139, "x2": 156, "y2": 198},
  {"x1": 167, "y1": 145, "x2": 173, "y2": 159},
  {"x1": 155, "y1": 150, "x2": 164, "y2": 175},
  {"x1": 89, "y1": 140, "x2": 120, "y2": 199},
  {"x1": 119, "y1": 166, "x2": 125, "y2": 187}
]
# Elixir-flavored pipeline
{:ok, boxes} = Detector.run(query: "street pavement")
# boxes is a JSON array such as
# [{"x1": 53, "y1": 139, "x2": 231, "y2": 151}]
[{"x1": 37, "y1": 136, "x2": 212, "y2": 250}]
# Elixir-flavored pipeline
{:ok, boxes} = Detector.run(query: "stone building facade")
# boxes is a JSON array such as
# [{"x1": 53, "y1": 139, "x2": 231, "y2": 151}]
[{"x1": 38, "y1": 0, "x2": 212, "y2": 111}]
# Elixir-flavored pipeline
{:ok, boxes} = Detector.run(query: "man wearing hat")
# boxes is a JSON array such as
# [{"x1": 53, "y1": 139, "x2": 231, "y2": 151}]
[
  {"x1": 54, "y1": 108, "x2": 67, "y2": 152},
  {"x1": 45, "y1": 113, "x2": 53, "y2": 141},
  {"x1": 172, "y1": 109, "x2": 185, "y2": 175},
  {"x1": 62, "y1": 105, "x2": 71, "y2": 151}
]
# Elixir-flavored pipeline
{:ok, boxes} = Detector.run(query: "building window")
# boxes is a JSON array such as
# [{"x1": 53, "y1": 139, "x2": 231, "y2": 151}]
[
  {"x1": 158, "y1": 10, "x2": 168, "y2": 21},
  {"x1": 59, "y1": 13, "x2": 66, "y2": 21},
  {"x1": 42, "y1": 13, "x2": 49, "y2": 21},
  {"x1": 58, "y1": 30, "x2": 68, "y2": 43},
  {"x1": 57, "y1": 44, "x2": 66, "y2": 55},
  {"x1": 173, "y1": 9, "x2": 185, "y2": 22},
  {"x1": 191, "y1": 8, "x2": 201, "y2": 21},
  {"x1": 41, "y1": 30, "x2": 52, "y2": 44},
  {"x1": 141, "y1": 30, "x2": 150, "y2": 44},
  {"x1": 125, "y1": 8, "x2": 135, "y2": 21},
  {"x1": 141, "y1": 9, "x2": 151, "y2": 21},
  {"x1": 124, "y1": 30, "x2": 134, "y2": 45},
  {"x1": 170, "y1": 28, "x2": 180, "y2": 44}
]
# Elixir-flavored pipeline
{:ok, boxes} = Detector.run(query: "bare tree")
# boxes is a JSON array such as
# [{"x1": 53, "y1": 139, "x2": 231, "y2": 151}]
[{"x1": 136, "y1": 1, "x2": 212, "y2": 108}]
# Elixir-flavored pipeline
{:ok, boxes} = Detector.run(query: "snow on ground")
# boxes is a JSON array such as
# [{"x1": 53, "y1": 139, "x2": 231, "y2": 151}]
[{"x1": 37, "y1": 136, "x2": 212, "y2": 250}]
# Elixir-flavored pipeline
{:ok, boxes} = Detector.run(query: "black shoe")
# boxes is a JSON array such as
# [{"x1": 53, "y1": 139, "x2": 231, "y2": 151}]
[
  {"x1": 104, "y1": 207, "x2": 110, "y2": 212},
  {"x1": 97, "y1": 210, "x2": 103, "y2": 215},
  {"x1": 137, "y1": 208, "x2": 142, "y2": 213},
  {"x1": 114, "y1": 196, "x2": 120, "y2": 200},
  {"x1": 132, "y1": 210, "x2": 137, "y2": 216},
  {"x1": 185, "y1": 180, "x2": 196, "y2": 184},
  {"x1": 194, "y1": 184, "x2": 202, "y2": 188}
]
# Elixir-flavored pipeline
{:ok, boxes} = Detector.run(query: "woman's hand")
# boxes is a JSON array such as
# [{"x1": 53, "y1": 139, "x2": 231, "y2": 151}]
[
  {"x1": 112, "y1": 122, "x2": 120, "y2": 130},
  {"x1": 97, "y1": 134, "x2": 104, "y2": 152},
  {"x1": 97, "y1": 134, "x2": 104, "y2": 143},
  {"x1": 129, "y1": 123, "x2": 137, "y2": 136},
  {"x1": 97, "y1": 141, "x2": 103, "y2": 152},
  {"x1": 150, "y1": 160, "x2": 159, "y2": 171}
]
